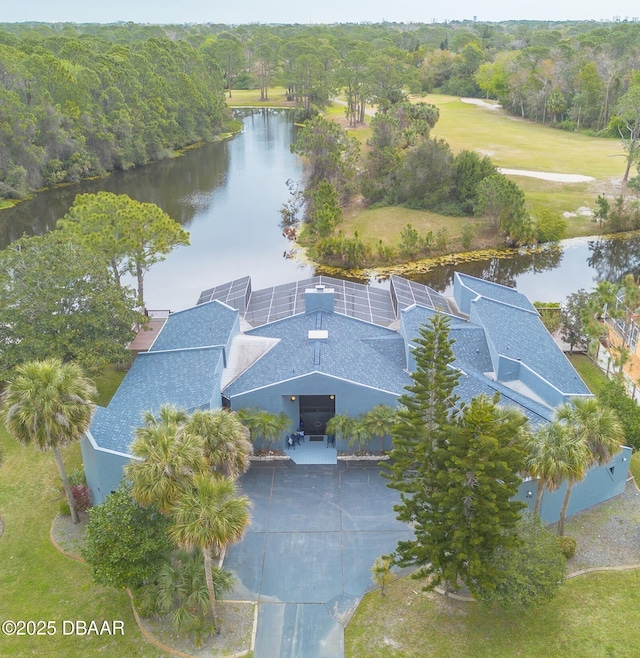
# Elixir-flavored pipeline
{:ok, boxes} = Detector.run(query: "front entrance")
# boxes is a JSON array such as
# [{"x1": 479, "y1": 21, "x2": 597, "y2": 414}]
[{"x1": 299, "y1": 395, "x2": 335, "y2": 435}]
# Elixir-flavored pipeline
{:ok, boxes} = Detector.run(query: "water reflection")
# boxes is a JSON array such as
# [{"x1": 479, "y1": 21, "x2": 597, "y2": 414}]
[
  {"x1": 411, "y1": 244, "x2": 564, "y2": 293},
  {"x1": 0, "y1": 139, "x2": 231, "y2": 248},
  {"x1": 587, "y1": 233, "x2": 640, "y2": 283}
]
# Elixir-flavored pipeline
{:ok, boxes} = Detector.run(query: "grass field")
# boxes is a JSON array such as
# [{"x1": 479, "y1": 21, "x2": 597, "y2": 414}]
[
  {"x1": 224, "y1": 86, "x2": 293, "y2": 108},
  {"x1": 0, "y1": 378, "x2": 166, "y2": 657},
  {"x1": 566, "y1": 353, "x2": 609, "y2": 395},
  {"x1": 346, "y1": 569, "x2": 640, "y2": 657},
  {"x1": 334, "y1": 93, "x2": 629, "y2": 251},
  {"x1": 422, "y1": 94, "x2": 625, "y2": 178}
]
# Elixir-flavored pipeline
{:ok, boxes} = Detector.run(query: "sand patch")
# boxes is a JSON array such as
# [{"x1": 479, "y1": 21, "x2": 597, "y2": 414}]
[
  {"x1": 499, "y1": 168, "x2": 595, "y2": 183},
  {"x1": 460, "y1": 97, "x2": 502, "y2": 110},
  {"x1": 563, "y1": 206, "x2": 594, "y2": 218}
]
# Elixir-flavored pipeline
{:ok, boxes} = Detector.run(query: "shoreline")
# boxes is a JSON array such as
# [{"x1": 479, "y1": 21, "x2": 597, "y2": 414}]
[{"x1": 295, "y1": 229, "x2": 640, "y2": 282}]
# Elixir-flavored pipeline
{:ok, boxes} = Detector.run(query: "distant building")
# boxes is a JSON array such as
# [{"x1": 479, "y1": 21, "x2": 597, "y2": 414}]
[
  {"x1": 599, "y1": 288, "x2": 640, "y2": 400},
  {"x1": 82, "y1": 273, "x2": 631, "y2": 522}
]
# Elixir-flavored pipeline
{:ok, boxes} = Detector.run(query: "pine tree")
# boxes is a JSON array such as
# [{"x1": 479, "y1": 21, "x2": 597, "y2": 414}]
[
  {"x1": 384, "y1": 312, "x2": 460, "y2": 505},
  {"x1": 385, "y1": 314, "x2": 529, "y2": 596},
  {"x1": 415, "y1": 396, "x2": 528, "y2": 595}
]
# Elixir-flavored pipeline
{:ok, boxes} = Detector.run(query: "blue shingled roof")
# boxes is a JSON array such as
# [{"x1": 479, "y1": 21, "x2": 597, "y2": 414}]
[
  {"x1": 456, "y1": 371, "x2": 553, "y2": 426},
  {"x1": 224, "y1": 311, "x2": 411, "y2": 397},
  {"x1": 90, "y1": 347, "x2": 224, "y2": 453},
  {"x1": 399, "y1": 298, "x2": 586, "y2": 424},
  {"x1": 456, "y1": 272, "x2": 536, "y2": 312},
  {"x1": 149, "y1": 300, "x2": 238, "y2": 352},
  {"x1": 400, "y1": 305, "x2": 494, "y2": 373},
  {"x1": 471, "y1": 296, "x2": 590, "y2": 396}
]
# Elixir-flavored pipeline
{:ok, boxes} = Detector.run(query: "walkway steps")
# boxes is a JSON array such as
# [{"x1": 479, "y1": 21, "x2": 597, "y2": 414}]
[{"x1": 286, "y1": 439, "x2": 337, "y2": 465}]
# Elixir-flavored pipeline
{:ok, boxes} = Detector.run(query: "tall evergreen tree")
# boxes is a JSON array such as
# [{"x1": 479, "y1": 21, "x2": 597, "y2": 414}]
[
  {"x1": 384, "y1": 312, "x2": 460, "y2": 501},
  {"x1": 413, "y1": 396, "x2": 528, "y2": 595},
  {"x1": 386, "y1": 315, "x2": 529, "y2": 596}
]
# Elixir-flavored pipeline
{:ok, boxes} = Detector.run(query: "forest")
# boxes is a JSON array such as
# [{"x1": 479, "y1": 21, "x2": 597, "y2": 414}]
[
  {"x1": 2, "y1": 19, "x2": 640, "y2": 201},
  {"x1": 0, "y1": 28, "x2": 229, "y2": 200}
]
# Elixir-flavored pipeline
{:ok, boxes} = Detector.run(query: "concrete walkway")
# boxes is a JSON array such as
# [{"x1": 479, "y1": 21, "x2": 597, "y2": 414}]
[{"x1": 224, "y1": 461, "x2": 413, "y2": 658}]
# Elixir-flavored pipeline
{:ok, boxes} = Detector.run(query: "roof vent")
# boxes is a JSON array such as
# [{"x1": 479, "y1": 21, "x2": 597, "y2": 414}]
[{"x1": 308, "y1": 330, "x2": 329, "y2": 340}]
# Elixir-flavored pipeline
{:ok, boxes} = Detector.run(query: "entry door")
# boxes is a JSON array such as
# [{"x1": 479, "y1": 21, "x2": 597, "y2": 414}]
[{"x1": 299, "y1": 395, "x2": 335, "y2": 435}]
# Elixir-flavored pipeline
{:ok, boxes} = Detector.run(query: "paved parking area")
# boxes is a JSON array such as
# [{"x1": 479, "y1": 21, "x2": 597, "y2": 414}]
[{"x1": 224, "y1": 461, "x2": 413, "y2": 658}]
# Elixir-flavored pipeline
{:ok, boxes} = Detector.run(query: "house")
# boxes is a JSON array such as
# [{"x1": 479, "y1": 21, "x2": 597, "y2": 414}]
[
  {"x1": 81, "y1": 272, "x2": 631, "y2": 523},
  {"x1": 598, "y1": 286, "x2": 640, "y2": 400}
]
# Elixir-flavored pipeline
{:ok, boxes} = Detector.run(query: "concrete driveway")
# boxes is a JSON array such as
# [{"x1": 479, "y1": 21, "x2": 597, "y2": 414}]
[{"x1": 223, "y1": 460, "x2": 413, "y2": 658}]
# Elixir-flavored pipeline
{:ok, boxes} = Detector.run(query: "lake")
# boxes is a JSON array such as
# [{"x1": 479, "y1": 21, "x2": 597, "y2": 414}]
[{"x1": 1, "y1": 109, "x2": 639, "y2": 310}]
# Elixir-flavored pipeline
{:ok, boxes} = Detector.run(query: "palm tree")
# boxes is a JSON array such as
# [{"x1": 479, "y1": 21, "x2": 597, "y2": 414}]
[
  {"x1": 555, "y1": 397, "x2": 624, "y2": 535},
  {"x1": 363, "y1": 405, "x2": 397, "y2": 453},
  {"x1": 557, "y1": 397, "x2": 625, "y2": 466},
  {"x1": 524, "y1": 422, "x2": 585, "y2": 518},
  {"x1": 185, "y1": 409, "x2": 253, "y2": 479},
  {"x1": 141, "y1": 405, "x2": 188, "y2": 429},
  {"x1": 169, "y1": 474, "x2": 251, "y2": 633},
  {"x1": 127, "y1": 417, "x2": 207, "y2": 514},
  {"x1": 326, "y1": 413, "x2": 356, "y2": 446},
  {"x1": 349, "y1": 420, "x2": 371, "y2": 453},
  {"x1": 237, "y1": 408, "x2": 290, "y2": 450},
  {"x1": 138, "y1": 550, "x2": 236, "y2": 647},
  {"x1": 0, "y1": 358, "x2": 96, "y2": 524}
]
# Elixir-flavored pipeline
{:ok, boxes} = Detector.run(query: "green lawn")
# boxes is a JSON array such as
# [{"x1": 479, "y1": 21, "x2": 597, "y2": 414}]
[
  {"x1": 630, "y1": 452, "x2": 640, "y2": 483},
  {"x1": 0, "y1": 378, "x2": 167, "y2": 657},
  {"x1": 92, "y1": 365, "x2": 127, "y2": 407},
  {"x1": 422, "y1": 94, "x2": 625, "y2": 179},
  {"x1": 566, "y1": 353, "x2": 609, "y2": 395},
  {"x1": 337, "y1": 94, "x2": 629, "y2": 250},
  {"x1": 225, "y1": 87, "x2": 293, "y2": 107},
  {"x1": 346, "y1": 569, "x2": 640, "y2": 657},
  {"x1": 341, "y1": 205, "x2": 478, "y2": 243}
]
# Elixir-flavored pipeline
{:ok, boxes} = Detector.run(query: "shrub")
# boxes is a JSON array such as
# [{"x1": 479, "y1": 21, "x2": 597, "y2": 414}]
[
  {"x1": 480, "y1": 513, "x2": 567, "y2": 609},
  {"x1": 460, "y1": 223, "x2": 474, "y2": 250},
  {"x1": 67, "y1": 467, "x2": 87, "y2": 486},
  {"x1": 72, "y1": 484, "x2": 92, "y2": 512},
  {"x1": 82, "y1": 483, "x2": 172, "y2": 590},
  {"x1": 557, "y1": 536, "x2": 577, "y2": 559},
  {"x1": 558, "y1": 120, "x2": 577, "y2": 132},
  {"x1": 627, "y1": 176, "x2": 640, "y2": 194},
  {"x1": 535, "y1": 209, "x2": 567, "y2": 243},
  {"x1": 435, "y1": 226, "x2": 448, "y2": 253},
  {"x1": 59, "y1": 500, "x2": 71, "y2": 516}
]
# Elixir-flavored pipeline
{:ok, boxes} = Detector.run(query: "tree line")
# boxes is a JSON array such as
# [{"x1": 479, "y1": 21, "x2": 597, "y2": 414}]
[
  {"x1": 0, "y1": 29, "x2": 229, "y2": 201},
  {"x1": 4, "y1": 19, "x2": 640, "y2": 202}
]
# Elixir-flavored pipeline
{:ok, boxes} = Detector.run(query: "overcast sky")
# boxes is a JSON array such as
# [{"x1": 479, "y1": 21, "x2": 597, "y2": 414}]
[{"x1": 4, "y1": 0, "x2": 639, "y2": 26}]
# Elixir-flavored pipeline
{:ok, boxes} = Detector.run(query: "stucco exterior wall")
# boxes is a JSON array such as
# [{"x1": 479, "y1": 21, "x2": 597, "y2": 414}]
[
  {"x1": 514, "y1": 446, "x2": 632, "y2": 524},
  {"x1": 81, "y1": 435, "x2": 131, "y2": 506},
  {"x1": 228, "y1": 372, "x2": 399, "y2": 450}
]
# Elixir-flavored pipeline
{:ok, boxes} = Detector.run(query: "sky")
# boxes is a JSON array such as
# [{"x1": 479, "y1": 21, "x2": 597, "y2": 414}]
[{"x1": 3, "y1": 0, "x2": 639, "y2": 26}]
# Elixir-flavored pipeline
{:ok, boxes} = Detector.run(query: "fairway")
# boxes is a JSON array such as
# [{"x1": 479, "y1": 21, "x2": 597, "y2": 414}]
[{"x1": 423, "y1": 94, "x2": 625, "y2": 180}]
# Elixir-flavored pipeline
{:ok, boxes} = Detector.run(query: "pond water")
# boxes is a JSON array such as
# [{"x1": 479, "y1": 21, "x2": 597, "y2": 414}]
[
  {"x1": 1, "y1": 109, "x2": 638, "y2": 310},
  {"x1": 412, "y1": 233, "x2": 640, "y2": 303}
]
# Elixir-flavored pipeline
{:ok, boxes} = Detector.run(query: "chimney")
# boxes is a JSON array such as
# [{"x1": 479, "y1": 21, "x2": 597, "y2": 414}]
[{"x1": 304, "y1": 284, "x2": 334, "y2": 313}]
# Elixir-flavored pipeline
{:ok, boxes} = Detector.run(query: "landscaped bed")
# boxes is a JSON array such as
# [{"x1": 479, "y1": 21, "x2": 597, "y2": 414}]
[
  {"x1": 345, "y1": 479, "x2": 640, "y2": 658},
  {"x1": 50, "y1": 508, "x2": 256, "y2": 658}
]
